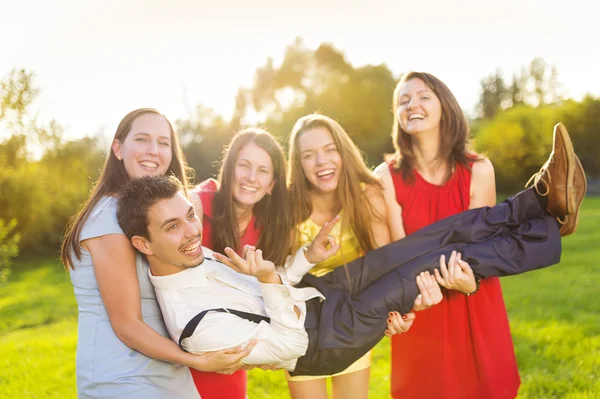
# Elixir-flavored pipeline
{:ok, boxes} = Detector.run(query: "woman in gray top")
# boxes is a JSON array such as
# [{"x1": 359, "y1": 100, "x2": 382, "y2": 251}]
[{"x1": 60, "y1": 108, "x2": 256, "y2": 398}]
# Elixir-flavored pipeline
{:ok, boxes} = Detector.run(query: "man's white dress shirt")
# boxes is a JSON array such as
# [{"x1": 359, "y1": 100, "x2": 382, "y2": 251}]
[{"x1": 150, "y1": 247, "x2": 324, "y2": 371}]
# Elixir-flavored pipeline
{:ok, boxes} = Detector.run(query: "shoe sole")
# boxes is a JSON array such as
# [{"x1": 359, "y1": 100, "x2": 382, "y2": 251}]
[
  {"x1": 572, "y1": 155, "x2": 587, "y2": 220},
  {"x1": 554, "y1": 122, "x2": 577, "y2": 214},
  {"x1": 560, "y1": 155, "x2": 587, "y2": 236}
]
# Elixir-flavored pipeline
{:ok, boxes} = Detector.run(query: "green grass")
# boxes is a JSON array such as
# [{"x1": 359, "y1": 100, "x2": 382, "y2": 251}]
[{"x1": 2, "y1": 199, "x2": 599, "y2": 398}]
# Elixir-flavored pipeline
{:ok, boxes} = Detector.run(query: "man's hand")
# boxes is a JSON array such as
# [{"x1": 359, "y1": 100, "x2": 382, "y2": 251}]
[
  {"x1": 434, "y1": 250, "x2": 477, "y2": 294},
  {"x1": 412, "y1": 271, "x2": 443, "y2": 311},
  {"x1": 214, "y1": 247, "x2": 281, "y2": 284},
  {"x1": 189, "y1": 340, "x2": 258, "y2": 374},
  {"x1": 303, "y1": 215, "x2": 341, "y2": 264}
]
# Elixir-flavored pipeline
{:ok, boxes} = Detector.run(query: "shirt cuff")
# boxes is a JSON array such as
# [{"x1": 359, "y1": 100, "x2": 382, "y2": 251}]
[
  {"x1": 259, "y1": 282, "x2": 296, "y2": 308},
  {"x1": 281, "y1": 246, "x2": 315, "y2": 285}
]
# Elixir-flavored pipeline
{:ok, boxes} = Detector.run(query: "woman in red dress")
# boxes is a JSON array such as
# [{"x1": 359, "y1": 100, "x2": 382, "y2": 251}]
[
  {"x1": 376, "y1": 72, "x2": 521, "y2": 399},
  {"x1": 188, "y1": 128, "x2": 293, "y2": 399}
]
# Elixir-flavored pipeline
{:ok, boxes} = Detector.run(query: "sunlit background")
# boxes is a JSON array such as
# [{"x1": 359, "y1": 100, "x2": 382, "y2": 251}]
[
  {"x1": 1, "y1": 1, "x2": 599, "y2": 398},
  {"x1": 1, "y1": 0, "x2": 598, "y2": 139}
]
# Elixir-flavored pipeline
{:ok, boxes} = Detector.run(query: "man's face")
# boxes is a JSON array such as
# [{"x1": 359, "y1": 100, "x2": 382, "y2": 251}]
[{"x1": 143, "y1": 192, "x2": 204, "y2": 269}]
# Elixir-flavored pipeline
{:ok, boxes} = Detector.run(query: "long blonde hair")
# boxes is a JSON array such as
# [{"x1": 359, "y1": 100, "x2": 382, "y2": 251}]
[{"x1": 287, "y1": 114, "x2": 381, "y2": 253}]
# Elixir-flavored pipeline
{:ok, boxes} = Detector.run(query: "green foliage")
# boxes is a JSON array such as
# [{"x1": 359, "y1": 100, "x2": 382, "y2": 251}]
[
  {"x1": 473, "y1": 97, "x2": 600, "y2": 193},
  {"x1": 0, "y1": 219, "x2": 20, "y2": 282},
  {"x1": 0, "y1": 69, "x2": 105, "y2": 256},
  {"x1": 243, "y1": 38, "x2": 397, "y2": 166}
]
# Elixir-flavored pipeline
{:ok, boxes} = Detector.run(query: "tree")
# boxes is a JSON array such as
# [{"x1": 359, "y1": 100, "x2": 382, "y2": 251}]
[
  {"x1": 240, "y1": 39, "x2": 397, "y2": 166},
  {"x1": 478, "y1": 69, "x2": 510, "y2": 119},
  {"x1": 0, "y1": 68, "x2": 105, "y2": 255}
]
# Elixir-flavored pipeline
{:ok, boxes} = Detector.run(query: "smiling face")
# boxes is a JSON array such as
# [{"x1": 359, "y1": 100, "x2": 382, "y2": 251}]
[
  {"x1": 396, "y1": 78, "x2": 443, "y2": 136},
  {"x1": 231, "y1": 141, "x2": 276, "y2": 208},
  {"x1": 112, "y1": 113, "x2": 173, "y2": 179},
  {"x1": 142, "y1": 192, "x2": 204, "y2": 270},
  {"x1": 298, "y1": 126, "x2": 342, "y2": 194}
]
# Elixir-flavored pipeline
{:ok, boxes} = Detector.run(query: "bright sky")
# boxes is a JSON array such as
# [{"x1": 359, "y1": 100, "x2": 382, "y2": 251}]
[{"x1": 1, "y1": 0, "x2": 598, "y2": 140}]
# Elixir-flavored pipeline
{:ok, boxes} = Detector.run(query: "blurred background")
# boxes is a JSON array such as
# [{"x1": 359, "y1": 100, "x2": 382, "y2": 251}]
[{"x1": 1, "y1": 1, "x2": 598, "y2": 397}]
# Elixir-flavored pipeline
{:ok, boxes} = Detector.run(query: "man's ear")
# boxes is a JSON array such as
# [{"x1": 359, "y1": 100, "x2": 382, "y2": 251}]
[
  {"x1": 112, "y1": 139, "x2": 123, "y2": 161},
  {"x1": 132, "y1": 235, "x2": 153, "y2": 256}
]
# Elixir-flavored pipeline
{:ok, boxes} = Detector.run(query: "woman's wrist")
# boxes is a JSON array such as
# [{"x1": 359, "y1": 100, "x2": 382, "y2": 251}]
[{"x1": 463, "y1": 277, "x2": 481, "y2": 296}]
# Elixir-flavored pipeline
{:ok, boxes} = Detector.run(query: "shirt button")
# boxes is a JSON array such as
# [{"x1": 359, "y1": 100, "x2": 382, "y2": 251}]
[{"x1": 282, "y1": 291, "x2": 290, "y2": 298}]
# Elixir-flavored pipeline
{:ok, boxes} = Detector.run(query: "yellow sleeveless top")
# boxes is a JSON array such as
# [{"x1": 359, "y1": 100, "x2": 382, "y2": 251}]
[
  {"x1": 295, "y1": 212, "x2": 363, "y2": 277},
  {"x1": 287, "y1": 212, "x2": 372, "y2": 381}
]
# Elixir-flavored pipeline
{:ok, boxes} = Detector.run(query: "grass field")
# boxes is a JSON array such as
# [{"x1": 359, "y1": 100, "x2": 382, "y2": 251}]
[{"x1": 1, "y1": 198, "x2": 599, "y2": 398}]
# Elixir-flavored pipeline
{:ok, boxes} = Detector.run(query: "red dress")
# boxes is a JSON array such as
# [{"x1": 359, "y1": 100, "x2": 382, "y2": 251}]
[
  {"x1": 389, "y1": 162, "x2": 521, "y2": 399},
  {"x1": 189, "y1": 179, "x2": 262, "y2": 399}
]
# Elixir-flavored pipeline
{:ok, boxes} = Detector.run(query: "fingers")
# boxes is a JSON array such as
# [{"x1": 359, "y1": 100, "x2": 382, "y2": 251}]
[
  {"x1": 458, "y1": 259, "x2": 473, "y2": 277},
  {"x1": 246, "y1": 247, "x2": 257, "y2": 272},
  {"x1": 417, "y1": 272, "x2": 433, "y2": 307},
  {"x1": 386, "y1": 311, "x2": 416, "y2": 336},
  {"x1": 323, "y1": 242, "x2": 341, "y2": 258},
  {"x1": 386, "y1": 311, "x2": 412, "y2": 336},
  {"x1": 213, "y1": 252, "x2": 239, "y2": 271},
  {"x1": 314, "y1": 216, "x2": 338, "y2": 245},
  {"x1": 448, "y1": 250, "x2": 457, "y2": 284},
  {"x1": 222, "y1": 339, "x2": 258, "y2": 357},
  {"x1": 436, "y1": 254, "x2": 449, "y2": 288},
  {"x1": 255, "y1": 248, "x2": 264, "y2": 264},
  {"x1": 222, "y1": 247, "x2": 248, "y2": 272},
  {"x1": 403, "y1": 312, "x2": 416, "y2": 322},
  {"x1": 241, "y1": 245, "x2": 256, "y2": 259},
  {"x1": 415, "y1": 271, "x2": 441, "y2": 310}
]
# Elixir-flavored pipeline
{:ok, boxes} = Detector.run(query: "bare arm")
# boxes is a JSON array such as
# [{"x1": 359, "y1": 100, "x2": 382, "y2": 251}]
[
  {"x1": 84, "y1": 234, "x2": 255, "y2": 373},
  {"x1": 434, "y1": 158, "x2": 497, "y2": 294},
  {"x1": 364, "y1": 183, "x2": 392, "y2": 248},
  {"x1": 374, "y1": 163, "x2": 406, "y2": 241},
  {"x1": 469, "y1": 158, "x2": 497, "y2": 208}
]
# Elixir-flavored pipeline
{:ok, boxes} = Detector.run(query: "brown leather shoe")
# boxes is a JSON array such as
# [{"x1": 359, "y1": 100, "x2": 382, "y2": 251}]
[
  {"x1": 526, "y1": 122, "x2": 577, "y2": 216},
  {"x1": 558, "y1": 155, "x2": 587, "y2": 236}
]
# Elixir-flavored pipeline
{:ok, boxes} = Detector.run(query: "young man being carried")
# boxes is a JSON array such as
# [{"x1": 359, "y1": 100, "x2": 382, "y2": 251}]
[{"x1": 116, "y1": 123, "x2": 586, "y2": 376}]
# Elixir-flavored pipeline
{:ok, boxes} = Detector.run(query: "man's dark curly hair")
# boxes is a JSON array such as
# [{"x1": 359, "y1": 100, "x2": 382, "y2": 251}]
[{"x1": 117, "y1": 175, "x2": 183, "y2": 240}]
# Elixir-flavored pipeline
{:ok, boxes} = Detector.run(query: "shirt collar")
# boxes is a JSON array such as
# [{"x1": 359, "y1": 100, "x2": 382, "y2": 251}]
[{"x1": 148, "y1": 247, "x2": 218, "y2": 290}]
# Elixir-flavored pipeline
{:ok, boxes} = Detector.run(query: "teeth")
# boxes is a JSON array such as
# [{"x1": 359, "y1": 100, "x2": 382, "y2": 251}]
[
  {"x1": 240, "y1": 185, "x2": 258, "y2": 193},
  {"x1": 408, "y1": 114, "x2": 425, "y2": 121},
  {"x1": 317, "y1": 169, "x2": 335, "y2": 177},
  {"x1": 140, "y1": 161, "x2": 158, "y2": 168},
  {"x1": 181, "y1": 241, "x2": 200, "y2": 253}
]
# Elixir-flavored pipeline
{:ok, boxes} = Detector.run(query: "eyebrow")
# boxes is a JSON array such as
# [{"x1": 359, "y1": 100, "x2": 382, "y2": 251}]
[
  {"x1": 238, "y1": 158, "x2": 272, "y2": 168},
  {"x1": 400, "y1": 89, "x2": 432, "y2": 98},
  {"x1": 133, "y1": 132, "x2": 171, "y2": 141},
  {"x1": 301, "y1": 142, "x2": 336, "y2": 154},
  {"x1": 161, "y1": 206, "x2": 194, "y2": 228}
]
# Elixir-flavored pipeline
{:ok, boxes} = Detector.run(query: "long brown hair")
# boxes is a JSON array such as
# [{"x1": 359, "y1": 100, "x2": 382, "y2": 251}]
[
  {"x1": 211, "y1": 128, "x2": 292, "y2": 266},
  {"x1": 60, "y1": 108, "x2": 191, "y2": 269},
  {"x1": 390, "y1": 72, "x2": 479, "y2": 183},
  {"x1": 287, "y1": 114, "x2": 381, "y2": 253}
]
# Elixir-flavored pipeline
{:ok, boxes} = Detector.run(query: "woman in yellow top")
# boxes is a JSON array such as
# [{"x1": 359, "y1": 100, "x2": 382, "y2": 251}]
[{"x1": 285, "y1": 114, "x2": 435, "y2": 399}]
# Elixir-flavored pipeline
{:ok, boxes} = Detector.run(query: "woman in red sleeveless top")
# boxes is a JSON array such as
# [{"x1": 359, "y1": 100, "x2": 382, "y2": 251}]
[
  {"x1": 376, "y1": 72, "x2": 521, "y2": 399},
  {"x1": 188, "y1": 128, "x2": 293, "y2": 399}
]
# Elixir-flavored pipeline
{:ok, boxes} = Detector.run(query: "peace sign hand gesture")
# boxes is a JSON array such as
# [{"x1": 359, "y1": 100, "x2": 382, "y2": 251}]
[{"x1": 304, "y1": 215, "x2": 341, "y2": 264}]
